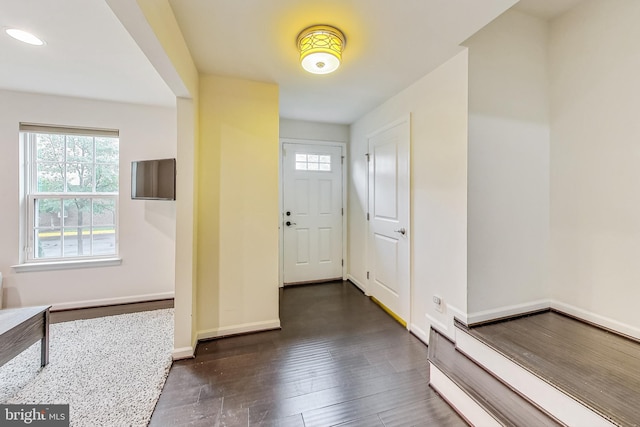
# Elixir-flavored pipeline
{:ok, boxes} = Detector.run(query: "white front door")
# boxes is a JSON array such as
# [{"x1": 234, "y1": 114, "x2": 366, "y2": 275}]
[
  {"x1": 368, "y1": 117, "x2": 410, "y2": 326},
  {"x1": 282, "y1": 143, "x2": 343, "y2": 284}
]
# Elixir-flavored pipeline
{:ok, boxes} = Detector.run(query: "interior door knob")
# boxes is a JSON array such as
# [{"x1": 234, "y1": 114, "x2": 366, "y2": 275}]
[
  {"x1": 394, "y1": 227, "x2": 406, "y2": 235},
  {"x1": 286, "y1": 221, "x2": 297, "y2": 227}
]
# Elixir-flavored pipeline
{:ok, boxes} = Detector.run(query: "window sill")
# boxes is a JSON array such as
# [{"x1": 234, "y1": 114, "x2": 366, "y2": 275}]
[{"x1": 12, "y1": 257, "x2": 122, "y2": 273}]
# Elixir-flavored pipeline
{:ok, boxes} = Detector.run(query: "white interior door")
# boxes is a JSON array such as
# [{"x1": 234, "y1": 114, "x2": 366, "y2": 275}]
[
  {"x1": 282, "y1": 143, "x2": 343, "y2": 284},
  {"x1": 368, "y1": 117, "x2": 410, "y2": 325}
]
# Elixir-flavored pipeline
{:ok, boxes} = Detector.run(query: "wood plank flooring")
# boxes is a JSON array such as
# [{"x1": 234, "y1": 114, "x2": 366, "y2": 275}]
[
  {"x1": 150, "y1": 281, "x2": 466, "y2": 427},
  {"x1": 468, "y1": 311, "x2": 640, "y2": 426},
  {"x1": 49, "y1": 299, "x2": 174, "y2": 323}
]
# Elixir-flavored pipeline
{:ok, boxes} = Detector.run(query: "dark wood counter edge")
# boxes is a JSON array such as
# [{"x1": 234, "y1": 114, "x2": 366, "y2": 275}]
[{"x1": 42, "y1": 308, "x2": 49, "y2": 366}]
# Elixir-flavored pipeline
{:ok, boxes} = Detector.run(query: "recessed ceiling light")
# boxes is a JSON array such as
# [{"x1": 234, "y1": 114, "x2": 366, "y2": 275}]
[{"x1": 5, "y1": 28, "x2": 45, "y2": 46}]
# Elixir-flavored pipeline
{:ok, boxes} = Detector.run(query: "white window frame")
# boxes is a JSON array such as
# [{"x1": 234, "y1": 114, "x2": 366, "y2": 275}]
[
  {"x1": 15, "y1": 123, "x2": 122, "y2": 271},
  {"x1": 294, "y1": 152, "x2": 333, "y2": 171}
]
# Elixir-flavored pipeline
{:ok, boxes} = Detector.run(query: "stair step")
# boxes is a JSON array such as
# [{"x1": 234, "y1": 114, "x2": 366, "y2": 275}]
[
  {"x1": 428, "y1": 327, "x2": 563, "y2": 427},
  {"x1": 460, "y1": 311, "x2": 640, "y2": 426}
]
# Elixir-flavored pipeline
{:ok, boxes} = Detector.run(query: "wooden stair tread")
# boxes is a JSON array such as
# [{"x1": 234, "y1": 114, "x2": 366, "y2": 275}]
[
  {"x1": 467, "y1": 311, "x2": 640, "y2": 426},
  {"x1": 428, "y1": 328, "x2": 562, "y2": 427}
]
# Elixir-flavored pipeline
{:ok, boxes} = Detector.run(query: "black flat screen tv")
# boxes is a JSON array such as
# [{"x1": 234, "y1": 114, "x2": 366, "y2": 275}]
[{"x1": 131, "y1": 158, "x2": 176, "y2": 200}]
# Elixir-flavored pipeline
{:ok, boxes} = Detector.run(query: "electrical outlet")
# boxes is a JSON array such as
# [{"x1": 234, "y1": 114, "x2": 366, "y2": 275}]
[{"x1": 433, "y1": 295, "x2": 443, "y2": 313}]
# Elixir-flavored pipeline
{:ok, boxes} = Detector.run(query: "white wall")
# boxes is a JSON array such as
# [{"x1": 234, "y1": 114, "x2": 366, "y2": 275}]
[
  {"x1": 464, "y1": 10, "x2": 551, "y2": 322},
  {"x1": 549, "y1": 0, "x2": 640, "y2": 336},
  {"x1": 173, "y1": 96, "x2": 198, "y2": 357},
  {"x1": 349, "y1": 50, "x2": 469, "y2": 342},
  {"x1": 0, "y1": 89, "x2": 176, "y2": 309},
  {"x1": 279, "y1": 118, "x2": 349, "y2": 143}
]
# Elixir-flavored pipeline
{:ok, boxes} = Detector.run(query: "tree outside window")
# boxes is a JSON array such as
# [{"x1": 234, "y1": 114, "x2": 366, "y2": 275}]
[{"x1": 23, "y1": 125, "x2": 119, "y2": 260}]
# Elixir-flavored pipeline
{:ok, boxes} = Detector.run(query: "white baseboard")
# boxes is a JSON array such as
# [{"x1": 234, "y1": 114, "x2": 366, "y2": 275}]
[
  {"x1": 50, "y1": 291, "x2": 175, "y2": 311},
  {"x1": 448, "y1": 304, "x2": 468, "y2": 327},
  {"x1": 426, "y1": 313, "x2": 451, "y2": 340},
  {"x1": 429, "y1": 363, "x2": 500, "y2": 427},
  {"x1": 464, "y1": 298, "x2": 640, "y2": 342},
  {"x1": 346, "y1": 274, "x2": 366, "y2": 293},
  {"x1": 551, "y1": 300, "x2": 640, "y2": 342},
  {"x1": 410, "y1": 323, "x2": 429, "y2": 345},
  {"x1": 197, "y1": 319, "x2": 281, "y2": 341},
  {"x1": 423, "y1": 303, "x2": 466, "y2": 343},
  {"x1": 171, "y1": 346, "x2": 195, "y2": 360},
  {"x1": 455, "y1": 326, "x2": 614, "y2": 426},
  {"x1": 466, "y1": 299, "x2": 550, "y2": 325}
]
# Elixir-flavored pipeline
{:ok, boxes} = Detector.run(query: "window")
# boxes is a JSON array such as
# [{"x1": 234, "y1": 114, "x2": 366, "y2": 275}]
[
  {"x1": 21, "y1": 124, "x2": 119, "y2": 261},
  {"x1": 295, "y1": 153, "x2": 332, "y2": 171}
]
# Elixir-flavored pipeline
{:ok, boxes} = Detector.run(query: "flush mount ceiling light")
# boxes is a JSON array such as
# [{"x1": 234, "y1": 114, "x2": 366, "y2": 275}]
[
  {"x1": 5, "y1": 28, "x2": 45, "y2": 46},
  {"x1": 297, "y1": 25, "x2": 346, "y2": 75}
]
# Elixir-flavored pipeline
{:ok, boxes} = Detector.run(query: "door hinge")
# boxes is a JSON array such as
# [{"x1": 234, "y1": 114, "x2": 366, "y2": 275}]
[
  {"x1": 341, "y1": 156, "x2": 344, "y2": 164},
  {"x1": 367, "y1": 271, "x2": 370, "y2": 279},
  {"x1": 342, "y1": 207, "x2": 344, "y2": 216},
  {"x1": 367, "y1": 212, "x2": 370, "y2": 221},
  {"x1": 365, "y1": 153, "x2": 370, "y2": 162},
  {"x1": 342, "y1": 259, "x2": 344, "y2": 266}
]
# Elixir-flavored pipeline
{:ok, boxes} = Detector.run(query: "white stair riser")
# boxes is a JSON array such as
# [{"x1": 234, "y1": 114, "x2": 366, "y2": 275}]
[
  {"x1": 455, "y1": 328, "x2": 615, "y2": 427},
  {"x1": 429, "y1": 363, "x2": 502, "y2": 427}
]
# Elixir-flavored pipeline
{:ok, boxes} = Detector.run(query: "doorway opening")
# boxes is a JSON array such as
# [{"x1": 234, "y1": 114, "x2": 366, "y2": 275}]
[{"x1": 280, "y1": 140, "x2": 347, "y2": 286}]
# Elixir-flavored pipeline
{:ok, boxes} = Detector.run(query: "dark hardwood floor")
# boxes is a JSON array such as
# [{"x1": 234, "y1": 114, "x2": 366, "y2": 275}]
[
  {"x1": 468, "y1": 311, "x2": 640, "y2": 426},
  {"x1": 150, "y1": 281, "x2": 466, "y2": 427},
  {"x1": 49, "y1": 299, "x2": 174, "y2": 323}
]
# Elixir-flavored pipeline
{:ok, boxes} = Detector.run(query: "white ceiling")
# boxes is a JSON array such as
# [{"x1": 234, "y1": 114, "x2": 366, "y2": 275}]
[
  {"x1": 2, "y1": 0, "x2": 585, "y2": 125},
  {"x1": 168, "y1": 0, "x2": 518, "y2": 123},
  {"x1": 0, "y1": 0, "x2": 174, "y2": 107},
  {"x1": 513, "y1": 0, "x2": 585, "y2": 20}
]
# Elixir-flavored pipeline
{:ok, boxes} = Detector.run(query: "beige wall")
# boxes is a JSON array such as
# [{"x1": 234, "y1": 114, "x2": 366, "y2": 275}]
[
  {"x1": 462, "y1": 0, "x2": 640, "y2": 337},
  {"x1": 99, "y1": 0, "x2": 640, "y2": 353},
  {"x1": 116, "y1": 1, "x2": 282, "y2": 356},
  {"x1": 111, "y1": 0, "x2": 201, "y2": 357},
  {"x1": 0, "y1": 90, "x2": 176, "y2": 310},
  {"x1": 197, "y1": 75, "x2": 280, "y2": 339},
  {"x1": 465, "y1": 10, "x2": 551, "y2": 322},
  {"x1": 349, "y1": 50, "x2": 469, "y2": 342},
  {"x1": 174, "y1": 96, "x2": 199, "y2": 356},
  {"x1": 134, "y1": 0, "x2": 199, "y2": 97},
  {"x1": 549, "y1": 0, "x2": 640, "y2": 337},
  {"x1": 279, "y1": 118, "x2": 350, "y2": 143}
]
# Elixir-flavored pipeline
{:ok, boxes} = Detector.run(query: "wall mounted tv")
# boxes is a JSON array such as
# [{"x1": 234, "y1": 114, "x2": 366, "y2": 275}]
[{"x1": 131, "y1": 158, "x2": 176, "y2": 200}]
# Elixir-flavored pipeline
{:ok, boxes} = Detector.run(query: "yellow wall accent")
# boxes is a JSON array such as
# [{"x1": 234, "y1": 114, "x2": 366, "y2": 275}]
[
  {"x1": 371, "y1": 296, "x2": 408, "y2": 328},
  {"x1": 135, "y1": 0, "x2": 199, "y2": 97},
  {"x1": 197, "y1": 75, "x2": 280, "y2": 333},
  {"x1": 120, "y1": 0, "x2": 201, "y2": 354}
]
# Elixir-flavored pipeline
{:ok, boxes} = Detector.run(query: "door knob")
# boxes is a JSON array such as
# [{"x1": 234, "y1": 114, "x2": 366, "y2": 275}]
[
  {"x1": 286, "y1": 211, "x2": 291, "y2": 216},
  {"x1": 394, "y1": 228, "x2": 406, "y2": 235},
  {"x1": 286, "y1": 221, "x2": 297, "y2": 227}
]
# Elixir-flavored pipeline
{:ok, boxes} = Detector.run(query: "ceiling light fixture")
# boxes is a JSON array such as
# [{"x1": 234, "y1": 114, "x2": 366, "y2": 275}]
[
  {"x1": 5, "y1": 28, "x2": 45, "y2": 46},
  {"x1": 297, "y1": 25, "x2": 346, "y2": 75}
]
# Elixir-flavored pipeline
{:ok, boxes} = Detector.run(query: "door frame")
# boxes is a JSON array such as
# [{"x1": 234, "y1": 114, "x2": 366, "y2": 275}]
[
  {"x1": 366, "y1": 115, "x2": 411, "y2": 327},
  {"x1": 279, "y1": 138, "x2": 347, "y2": 287}
]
